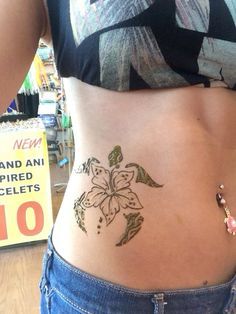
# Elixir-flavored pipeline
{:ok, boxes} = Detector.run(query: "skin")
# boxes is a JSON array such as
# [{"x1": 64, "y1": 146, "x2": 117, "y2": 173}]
[{"x1": 0, "y1": 1, "x2": 235, "y2": 290}]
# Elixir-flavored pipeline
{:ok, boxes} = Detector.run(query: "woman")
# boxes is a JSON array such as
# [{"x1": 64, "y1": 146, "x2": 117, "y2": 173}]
[{"x1": 1, "y1": 1, "x2": 236, "y2": 313}]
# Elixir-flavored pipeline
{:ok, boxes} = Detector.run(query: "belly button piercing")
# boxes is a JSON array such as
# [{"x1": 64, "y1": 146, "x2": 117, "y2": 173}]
[{"x1": 216, "y1": 184, "x2": 236, "y2": 236}]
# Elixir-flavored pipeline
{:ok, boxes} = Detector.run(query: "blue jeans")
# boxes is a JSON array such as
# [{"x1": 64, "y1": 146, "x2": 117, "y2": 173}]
[{"x1": 39, "y1": 232, "x2": 236, "y2": 313}]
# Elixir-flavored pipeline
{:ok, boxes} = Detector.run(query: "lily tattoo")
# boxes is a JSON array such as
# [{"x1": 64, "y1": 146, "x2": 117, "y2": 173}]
[{"x1": 74, "y1": 146, "x2": 163, "y2": 246}]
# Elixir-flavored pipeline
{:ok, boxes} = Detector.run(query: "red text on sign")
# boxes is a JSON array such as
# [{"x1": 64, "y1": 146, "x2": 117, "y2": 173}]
[
  {"x1": 0, "y1": 201, "x2": 44, "y2": 240},
  {"x1": 0, "y1": 205, "x2": 8, "y2": 240},
  {"x1": 13, "y1": 138, "x2": 42, "y2": 150}
]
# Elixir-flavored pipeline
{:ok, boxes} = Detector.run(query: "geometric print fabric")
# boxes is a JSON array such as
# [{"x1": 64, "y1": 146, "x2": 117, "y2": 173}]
[{"x1": 47, "y1": 0, "x2": 236, "y2": 91}]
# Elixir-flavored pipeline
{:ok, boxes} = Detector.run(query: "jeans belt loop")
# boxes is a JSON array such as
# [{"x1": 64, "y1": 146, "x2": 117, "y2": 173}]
[{"x1": 152, "y1": 293, "x2": 167, "y2": 314}]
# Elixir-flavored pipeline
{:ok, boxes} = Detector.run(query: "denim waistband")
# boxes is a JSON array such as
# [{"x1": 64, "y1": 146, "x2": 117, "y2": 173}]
[{"x1": 41, "y1": 231, "x2": 236, "y2": 314}]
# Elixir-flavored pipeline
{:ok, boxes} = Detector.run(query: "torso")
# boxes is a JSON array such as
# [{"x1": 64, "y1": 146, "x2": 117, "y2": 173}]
[
  {"x1": 41, "y1": 0, "x2": 236, "y2": 291},
  {"x1": 51, "y1": 78, "x2": 236, "y2": 290}
]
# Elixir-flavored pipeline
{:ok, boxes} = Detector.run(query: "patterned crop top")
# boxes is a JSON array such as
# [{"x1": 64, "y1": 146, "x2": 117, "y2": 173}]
[{"x1": 46, "y1": 0, "x2": 236, "y2": 91}]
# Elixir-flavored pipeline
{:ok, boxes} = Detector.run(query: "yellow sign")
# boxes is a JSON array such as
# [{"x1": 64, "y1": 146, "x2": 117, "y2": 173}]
[{"x1": 0, "y1": 125, "x2": 53, "y2": 247}]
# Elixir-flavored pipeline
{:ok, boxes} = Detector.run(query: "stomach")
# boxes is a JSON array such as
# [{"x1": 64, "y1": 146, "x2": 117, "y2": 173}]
[{"x1": 52, "y1": 78, "x2": 236, "y2": 290}]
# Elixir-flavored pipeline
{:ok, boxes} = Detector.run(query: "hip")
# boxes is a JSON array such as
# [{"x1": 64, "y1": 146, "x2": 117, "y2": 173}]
[{"x1": 39, "y1": 231, "x2": 236, "y2": 314}]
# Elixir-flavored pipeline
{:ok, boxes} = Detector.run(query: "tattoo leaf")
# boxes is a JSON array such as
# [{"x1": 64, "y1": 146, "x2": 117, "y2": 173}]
[
  {"x1": 125, "y1": 163, "x2": 163, "y2": 188},
  {"x1": 74, "y1": 192, "x2": 87, "y2": 234},
  {"x1": 108, "y1": 146, "x2": 123, "y2": 167},
  {"x1": 75, "y1": 157, "x2": 100, "y2": 175},
  {"x1": 116, "y1": 212, "x2": 144, "y2": 247}
]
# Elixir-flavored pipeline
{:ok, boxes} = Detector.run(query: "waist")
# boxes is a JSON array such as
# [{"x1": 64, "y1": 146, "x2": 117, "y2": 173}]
[{"x1": 53, "y1": 83, "x2": 236, "y2": 290}]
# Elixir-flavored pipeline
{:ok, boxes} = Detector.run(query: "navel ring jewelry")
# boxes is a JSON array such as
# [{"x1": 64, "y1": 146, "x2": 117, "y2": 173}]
[{"x1": 216, "y1": 184, "x2": 236, "y2": 236}]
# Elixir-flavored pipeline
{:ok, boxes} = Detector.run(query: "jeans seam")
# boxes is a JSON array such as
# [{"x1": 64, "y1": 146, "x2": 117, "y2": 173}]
[
  {"x1": 223, "y1": 285, "x2": 236, "y2": 313},
  {"x1": 152, "y1": 293, "x2": 166, "y2": 314},
  {"x1": 39, "y1": 251, "x2": 52, "y2": 292},
  {"x1": 52, "y1": 287, "x2": 94, "y2": 314}
]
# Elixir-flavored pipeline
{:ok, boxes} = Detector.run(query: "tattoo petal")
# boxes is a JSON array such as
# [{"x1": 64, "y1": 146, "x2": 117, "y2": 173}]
[
  {"x1": 101, "y1": 196, "x2": 120, "y2": 225},
  {"x1": 83, "y1": 186, "x2": 107, "y2": 207},
  {"x1": 117, "y1": 189, "x2": 143, "y2": 210},
  {"x1": 112, "y1": 171, "x2": 134, "y2": 190},
  {"x1": 91, "y1": 164, "x2": 110, "y2": 190}
]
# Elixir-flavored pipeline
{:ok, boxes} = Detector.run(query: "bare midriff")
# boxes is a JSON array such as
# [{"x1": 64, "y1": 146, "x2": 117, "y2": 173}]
[{"x1": 52, "y1": 78, "x2": 236, "y2": 290}]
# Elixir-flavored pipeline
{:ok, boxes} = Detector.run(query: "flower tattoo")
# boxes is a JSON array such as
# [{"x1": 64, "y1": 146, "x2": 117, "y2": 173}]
[
  {"x1": 74, "y1": 146, "x2": 163, "y2": 246},
  {"x1": 83, "y1": 164, "x2": 143, "y2": 225}
]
